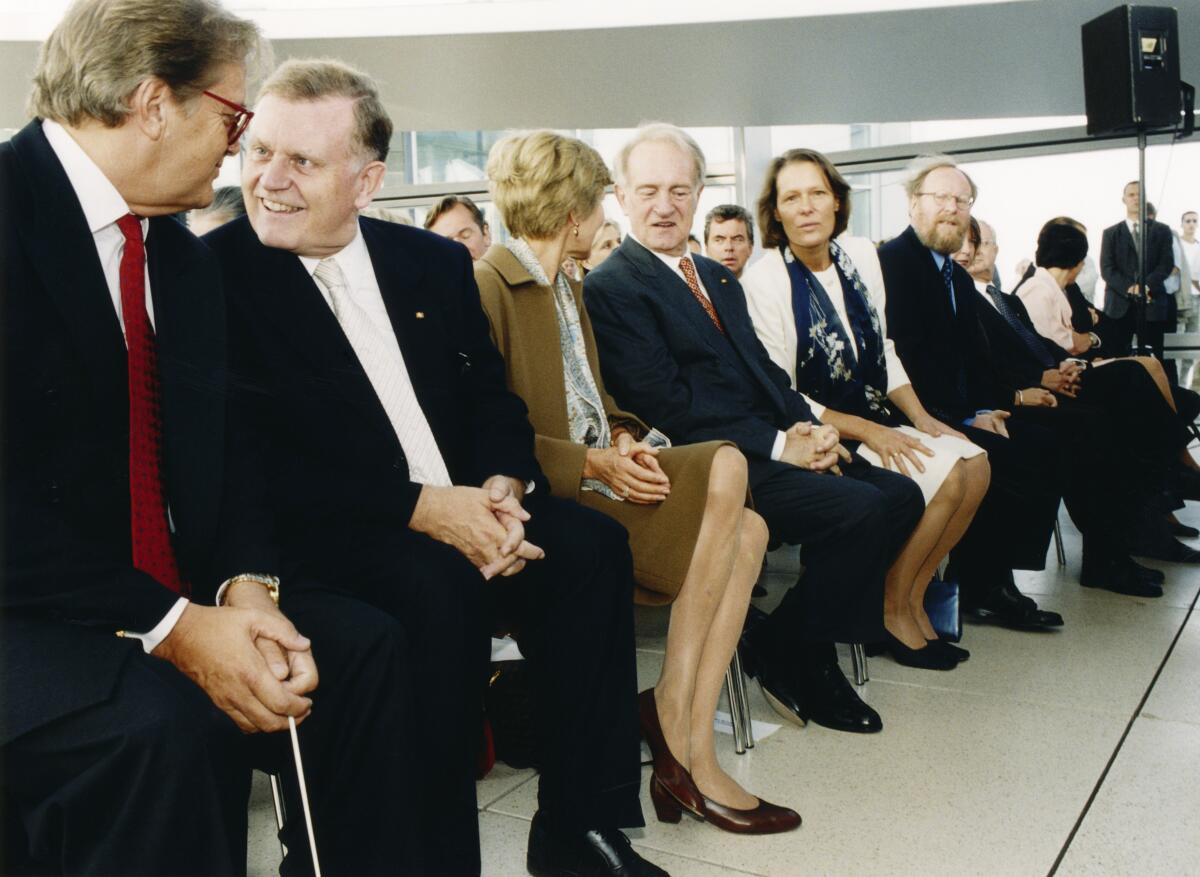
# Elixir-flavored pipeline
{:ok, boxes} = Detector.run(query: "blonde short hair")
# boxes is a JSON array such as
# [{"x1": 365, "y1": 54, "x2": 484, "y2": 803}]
[
  {"x1": 258, "y1": 58, "x2": 392, "y2": 162},
  {"x1": 28, "y1": 0, "x2": 264, "y2": 127},
  {"x1": 486, "y1": 130, "x2": 612, "y2": 241}
]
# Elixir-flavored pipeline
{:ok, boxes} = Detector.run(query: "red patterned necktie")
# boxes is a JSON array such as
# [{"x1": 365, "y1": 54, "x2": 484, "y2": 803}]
[
  {"x1": 116, "y1": 214, "x2": 186, "y2": 595},
  {"x1": 679, "y1": 256, "x2": 725, "y2": 334}
]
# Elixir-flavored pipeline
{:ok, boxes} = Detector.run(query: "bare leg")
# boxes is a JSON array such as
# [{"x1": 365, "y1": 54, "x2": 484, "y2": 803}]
[
  {"x1": 687, "y1": 509, "x2": 768, "y2": 809},
  {"x1": 883, "y1": 461, "x2": 966, "y2": 649},
  {"x1": 907, "y1": 455, "x2": 990, "y2": 638},
  {"x1": 654, "y1": 447, "x2": 752, "y2": 777}
]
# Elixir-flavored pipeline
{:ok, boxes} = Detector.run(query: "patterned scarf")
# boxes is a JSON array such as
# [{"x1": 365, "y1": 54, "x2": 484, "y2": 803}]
[
  {"x1": 784, "y1": 241, "x2": 892, "y2": 421},
  {"x1": 505, "y1": 239, "x2": 619, "y2": 500}
]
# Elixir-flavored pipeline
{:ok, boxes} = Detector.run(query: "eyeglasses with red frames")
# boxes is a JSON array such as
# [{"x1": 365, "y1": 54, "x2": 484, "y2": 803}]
[{"x1": 202, "y1": 90, "x2": 254, "y2": 145}]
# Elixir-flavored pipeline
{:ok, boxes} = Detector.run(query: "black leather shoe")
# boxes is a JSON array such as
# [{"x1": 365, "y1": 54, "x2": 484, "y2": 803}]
[
  {"x1": 1133, "y1": 531, "x2": 1200, "y2": 563},
  {"x1": 527, "y1": 812, "x2": 668, "y2": 877},
  {"x1": 963, "y1": 579, "x2": 1064, "y2": 629},
  {"x1": 928, "y1": 638, "x2": 970, "y2": 662},
  {"x1": 759, "y1": 653, "x2": 882, "y2": 733},
  {"x1": 1166, "y1": 516, "x2": 1200, "y2": 538},
  {"x1": 1080, "y1": 557, "x2": 1164, "y2": 598},
  {"x1": 1127, "y1": 557, "x2": 1165, "y2": 584},
  {"x1": 880, "y1": 632, "x2": 957, "y2": 670}
]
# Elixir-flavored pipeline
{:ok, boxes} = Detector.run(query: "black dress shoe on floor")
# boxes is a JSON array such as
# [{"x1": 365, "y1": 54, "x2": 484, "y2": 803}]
[
  {"x1": 527, "y1": 812, "x2": 668, "y2": 877},
  {"x1": 1166, "y1": 516, "x2": 1200, "y2": 538},
  {"x1": 964, "y1": 579, "x2": 1063, "y2": 629},
  {"x1": 1080, "y1": 558, "x2": 1164, "y2": 598},
  {"x1": 759, "y1": 654, "x2": 882, "y2": 733},
  {"x1": 928, "y1": 638, "x2": 970, "y2": 662},
  {"x1": 881, "y1": 633, "x2": 957, "y2": 670},
  {"x1": 1128, "y1": 558, "x2": 1166, "y2": 584},
  {"x1": 1133, "y1": 532, "x2": 1200, "y2": 563}
]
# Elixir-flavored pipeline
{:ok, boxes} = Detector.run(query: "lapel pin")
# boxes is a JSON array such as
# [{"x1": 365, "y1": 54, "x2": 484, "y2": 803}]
[
  {"x1": 720, "y1": 278, "x2": 728, "y2": 284},
  {"x1": 415, "y1": 311, "x2": 425, "y2": 319}
]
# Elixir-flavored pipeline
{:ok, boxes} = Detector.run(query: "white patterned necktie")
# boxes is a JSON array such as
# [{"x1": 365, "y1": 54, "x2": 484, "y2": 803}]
[{"x1": 313, "y1": 257, "x2": 452, "y2": 487}]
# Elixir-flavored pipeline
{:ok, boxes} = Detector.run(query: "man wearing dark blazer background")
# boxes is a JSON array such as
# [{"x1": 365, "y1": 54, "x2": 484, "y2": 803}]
[
  {"x1": 585, "y1": 124, "x2": 924, "y2": 736},
  {"x1": 879, "y1": 156, "x2": 1064, "y2": 632},
  {"x1": 205, "y1": 59, "x2": 661, "y2": 877},
  {"x1": 1100, "y1": 180, "x2": 1177, "y2": 377},
  {"x1": 1, "y1": 3, "x2": 415, "y2": 875}
]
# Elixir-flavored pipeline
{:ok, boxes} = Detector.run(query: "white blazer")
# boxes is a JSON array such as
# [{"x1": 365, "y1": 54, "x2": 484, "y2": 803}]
[{"x1": 741, "y1": 235, "x2": 910, "y2": 418}]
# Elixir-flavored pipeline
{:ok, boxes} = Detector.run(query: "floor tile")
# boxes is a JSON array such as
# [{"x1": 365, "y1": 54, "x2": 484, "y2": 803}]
[
  {"x1": 1056, "y1": 717, "x2": 1200, "y2": 877},
  {"x1": 487, "y1": 684, "x2": 1128, "y2": 876},
  {"x1": 1140, "y1": 611, "x2": 1200, "y2": 726},
  {"x1": 478, "y1": 762, "x2": 538, "y2": 809}
]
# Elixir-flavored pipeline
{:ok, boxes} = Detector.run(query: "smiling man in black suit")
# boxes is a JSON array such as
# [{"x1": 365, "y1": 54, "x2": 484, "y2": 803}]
[
  {"x1": 204, "y1": 59, "x2": 662, "y2": 877},
  {"x1": 584, "y1": 124, "x2": 924, "y2": 736}
]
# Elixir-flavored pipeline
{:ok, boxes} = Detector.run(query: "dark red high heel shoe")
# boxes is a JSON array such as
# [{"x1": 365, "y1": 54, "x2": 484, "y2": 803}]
[{"x1": 638, "y1": 689, "x2": 703, "y2": 817}]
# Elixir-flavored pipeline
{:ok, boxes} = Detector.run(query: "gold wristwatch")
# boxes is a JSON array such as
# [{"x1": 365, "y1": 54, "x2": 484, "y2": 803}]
[{"x1": 222, "y1": 573, "x2": 281, "y2": 606}]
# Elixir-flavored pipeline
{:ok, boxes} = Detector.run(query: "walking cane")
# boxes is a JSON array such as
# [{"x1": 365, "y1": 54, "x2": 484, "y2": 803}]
[{"x1": 288, "y1": 715, "x2": 323, "y2": 877}]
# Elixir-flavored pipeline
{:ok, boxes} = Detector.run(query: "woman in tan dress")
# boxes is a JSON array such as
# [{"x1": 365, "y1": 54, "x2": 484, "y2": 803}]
[{"x1": 476, "y1": 131, "x2": 799, "y2": 835}]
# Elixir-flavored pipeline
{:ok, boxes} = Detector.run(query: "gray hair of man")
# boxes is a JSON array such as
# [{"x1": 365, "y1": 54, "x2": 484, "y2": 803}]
[
  {"x1": 903, "y1": 153, "x2": 978, "y2": 202},
  {"x1": 28, "y1": 0, "x2": 266, "y2": 127},
  {"x1": 612, "y1": 122, "x2": 707, "y2": 190}
]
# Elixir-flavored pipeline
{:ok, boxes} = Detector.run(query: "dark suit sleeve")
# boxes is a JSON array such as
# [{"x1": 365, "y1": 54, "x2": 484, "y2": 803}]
[
  {"x1": 584, "y1": 265, "x2": 784, "y2": 460},
  {"x1": 446, "y1": 247, "x2": 546, "y2": 492},
  {"x1": 1100, "y1": 226, "x2": 1134, "y2": 299}
]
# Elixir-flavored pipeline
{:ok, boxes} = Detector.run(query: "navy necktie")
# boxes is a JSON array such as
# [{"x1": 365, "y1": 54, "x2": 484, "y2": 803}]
[
  {"x1": 985, "y1": 285, "x2": 1055, "y2": 369},
  {"x1": 941, "y1": 256, "x2": 957, "y2": 315}
]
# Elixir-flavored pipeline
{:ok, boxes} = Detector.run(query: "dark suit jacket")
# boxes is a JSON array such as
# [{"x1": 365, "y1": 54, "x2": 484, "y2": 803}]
[
  {"x1": 583, "y1": 236, "x2": 813, "y2": 465},
  {"x1": 0, "y1": 121, "x2": 260, "y2": 744},
  {"x1": 1100, "y1": 219, "x2": 1174, "y2": 321},
  {"x1": 878, "y1": 226, "x2": 1010, "y2": 423},
  {"x1": 972, "y1": 288, "x2": 1053, "y2": 391},
  {"x1": 204, "y1": 217, "x2": 545, "y2": 585}
]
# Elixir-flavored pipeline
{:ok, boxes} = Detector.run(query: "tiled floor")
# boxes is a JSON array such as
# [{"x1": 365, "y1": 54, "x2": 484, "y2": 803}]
[{"x1": 247, "y1": 504, "x2": 1200, "y2": 876}]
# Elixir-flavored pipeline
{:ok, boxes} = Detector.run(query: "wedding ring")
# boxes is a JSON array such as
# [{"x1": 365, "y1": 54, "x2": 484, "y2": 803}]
[{"x1": 621, "y1": 486, "x2": 630, "y2": 498}]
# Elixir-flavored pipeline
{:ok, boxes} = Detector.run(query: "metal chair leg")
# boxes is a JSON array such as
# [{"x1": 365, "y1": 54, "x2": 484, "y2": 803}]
[
  {"x1": 724, "y1": 664, "x2": 746, "y2": 754},
  {"x1": 850, "y1": 643, "x2": 869, "y2": 686},
  {"x1": 729, "y1": 648, "x2": 754, "y2": 749},
  {"x1": 269, "y1": 773, "x2": 288, "y2": 859},
  {"x1": 1054, "y1": 518, "x2": 1066, "y2": 566}
]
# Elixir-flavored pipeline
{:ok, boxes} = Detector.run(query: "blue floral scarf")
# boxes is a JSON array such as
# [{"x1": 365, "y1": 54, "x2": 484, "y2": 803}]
[{"x1": 784, "y1": 241, "x2": 892, "y2": 421}]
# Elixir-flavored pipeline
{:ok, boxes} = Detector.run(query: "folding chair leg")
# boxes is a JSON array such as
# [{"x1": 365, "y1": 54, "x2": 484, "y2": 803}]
[
  {"x1": 1054, "y1": 519, "x2": 1066, "y2": 567},
  {"x1": 724, "y1": 664, "x2": 746, "y2": 754},
  {"x1": 729, "y1": 648, "x2": 754, "y2": 749},
  {"x1": 850, "y1": 643, "x2": 869, "y2": 686},
  {"x1": 269, "y1": 773, "x2": 288, "y2": 859}
]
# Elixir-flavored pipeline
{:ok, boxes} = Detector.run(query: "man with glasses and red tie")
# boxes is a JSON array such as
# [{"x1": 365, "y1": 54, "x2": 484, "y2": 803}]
[
  {"x1": 1, "y1": 2, "x2": 412, "y2": 874},
  {"x1": 879, "y1": 155, "x2": 1065, "y2": 633}
]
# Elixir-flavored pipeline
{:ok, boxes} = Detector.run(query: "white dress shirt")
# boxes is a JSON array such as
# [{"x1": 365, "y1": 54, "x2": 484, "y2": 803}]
[{"x1": 42, "y1": 120, "x2": 187, "y2": 652}]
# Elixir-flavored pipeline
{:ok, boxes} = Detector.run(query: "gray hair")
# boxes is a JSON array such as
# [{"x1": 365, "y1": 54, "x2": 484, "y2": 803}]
[
  {"x1": 28, "y1": 0, "x2": 265, "y2": 127},
  {"x1": 612, "y1": 122, "x2": 706, "y2": 189},
  {"x1": 903, "y1": 153, "x2": 977, "y2": 202}
]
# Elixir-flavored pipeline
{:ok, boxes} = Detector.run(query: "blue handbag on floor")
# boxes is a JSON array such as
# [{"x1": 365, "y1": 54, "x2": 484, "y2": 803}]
[{"x1": 924, "y1": 576, "x2": 961, "y2": 642}]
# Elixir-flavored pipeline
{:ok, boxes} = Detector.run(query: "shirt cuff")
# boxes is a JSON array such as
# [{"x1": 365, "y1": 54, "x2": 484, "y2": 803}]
[
  {"x1": 770, "y1": 430, "x2": 787, "y2": 462},
  {"x1": 802, "y1": 393, "x2": 827, "y2": 420},
  {"x1": 128, "y1": 597, "x2": 189, "y2": 654}
]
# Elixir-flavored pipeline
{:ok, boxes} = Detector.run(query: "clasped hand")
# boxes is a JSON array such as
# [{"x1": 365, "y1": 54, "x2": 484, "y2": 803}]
[
  {"x1": 780, "y1": 422, "x2": 851, "y2": 473},
  {"x1": 153, "y1": 599, "x2": 316, "y2": 734},
  {"x1": 584, "y1": 431, "x2": 670, "y2": 504},
  {"x1": 410, "y1": 478, "x2": 545, "y2": 580}
]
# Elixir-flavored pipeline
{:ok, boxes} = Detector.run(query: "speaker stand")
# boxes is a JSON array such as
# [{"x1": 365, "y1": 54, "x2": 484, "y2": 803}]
[{"x1": 1133, "y1": 128, "x2": 1150, "y2": 358}]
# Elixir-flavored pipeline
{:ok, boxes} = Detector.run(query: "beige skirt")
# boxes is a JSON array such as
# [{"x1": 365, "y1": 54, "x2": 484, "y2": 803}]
[{"x1": 577, "y1": 440, "x2": 730, "y2": 605}]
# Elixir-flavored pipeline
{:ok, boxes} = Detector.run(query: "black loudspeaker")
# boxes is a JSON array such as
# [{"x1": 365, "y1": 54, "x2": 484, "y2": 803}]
[{"x1": 1082, "y1": 5, "x2": 1181, "y2": 135}]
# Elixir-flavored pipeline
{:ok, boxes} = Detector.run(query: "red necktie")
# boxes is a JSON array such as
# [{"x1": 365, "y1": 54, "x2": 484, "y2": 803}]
[
  {"x1": 679, "y1": 256, "x2": 725, "y2": 334},
  {"x1": 117, "y1": 215, "x2": 186, "y2": 595}
]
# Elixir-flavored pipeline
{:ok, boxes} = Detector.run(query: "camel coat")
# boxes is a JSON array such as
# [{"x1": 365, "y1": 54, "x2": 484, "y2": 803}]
[{"x1": 475, "y1": 244, "x2": 725, "y2": 603}]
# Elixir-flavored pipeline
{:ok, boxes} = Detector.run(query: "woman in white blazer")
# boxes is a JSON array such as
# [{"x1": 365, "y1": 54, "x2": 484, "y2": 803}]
[{"x1": 742, "y1": 148, "x2": 989, "y2": 671}]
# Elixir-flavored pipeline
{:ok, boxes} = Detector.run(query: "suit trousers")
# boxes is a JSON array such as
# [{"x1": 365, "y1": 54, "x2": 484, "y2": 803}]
[
  {"x1": 748, "y1": 458, "x2": 924, "y2": 649},
  {"x1": 2, "y1": 589, "x2": 423, "y2": 877},
  {"x1": 949, "y1": 417, "x2": 1061, "y2": 595},
  {"x1": 1106, "y1": 309, "x2": 1178, "y2": 384}
]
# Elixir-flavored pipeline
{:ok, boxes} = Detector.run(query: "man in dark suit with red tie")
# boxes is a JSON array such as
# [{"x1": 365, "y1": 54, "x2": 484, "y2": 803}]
[
  {"x1": 204, "y1": 59, "x2": 662, "y2": 877},
  {"x1": 2, "y1": 3, "x2": 416, "y2": 875}
]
